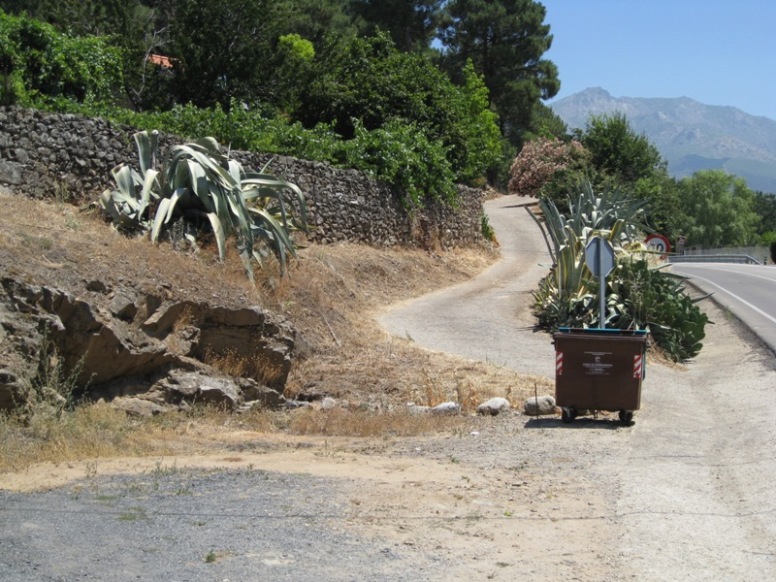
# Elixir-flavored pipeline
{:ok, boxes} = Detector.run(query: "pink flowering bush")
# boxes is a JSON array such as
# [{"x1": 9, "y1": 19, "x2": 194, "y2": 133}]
[{"x1": 508, "y1": 138, "x2": 589, "y2": 198}]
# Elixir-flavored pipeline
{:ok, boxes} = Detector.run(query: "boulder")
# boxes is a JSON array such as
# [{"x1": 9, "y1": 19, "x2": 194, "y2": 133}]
[
  {"x1": 477, "y1": 397, "x2": 512, "y2": 416},
  {"x1": 523, "y1": 395, "x2": 556, "y2": 416}
]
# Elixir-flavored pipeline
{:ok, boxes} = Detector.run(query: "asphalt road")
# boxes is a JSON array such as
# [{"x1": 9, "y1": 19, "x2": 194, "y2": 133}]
[
  {"x1": 668, "y1": 262, "x2": 776, "y2": 355},
  {"x1": 379, "y1": 195, "x2": 555, "y2": 378}
]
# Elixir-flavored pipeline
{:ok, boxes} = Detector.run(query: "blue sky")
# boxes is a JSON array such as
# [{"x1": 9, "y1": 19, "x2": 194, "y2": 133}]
[{"x1": 541, "y1": 1, "x2": 776, "y2": 120}]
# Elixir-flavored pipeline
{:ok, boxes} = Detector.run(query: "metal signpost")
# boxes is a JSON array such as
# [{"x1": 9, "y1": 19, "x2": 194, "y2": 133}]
[{"x1": 584, "y1": 236, "x2": 615, "y2": 329}]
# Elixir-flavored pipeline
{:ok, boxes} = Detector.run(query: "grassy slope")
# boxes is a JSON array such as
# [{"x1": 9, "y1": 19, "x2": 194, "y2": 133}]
[{"x1": 0, "y1": 192, "x2": 549, "y2": 472}]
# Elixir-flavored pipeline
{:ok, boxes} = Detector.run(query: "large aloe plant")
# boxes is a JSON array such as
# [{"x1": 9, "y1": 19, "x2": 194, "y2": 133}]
[{"x1": 100, "y1": 131, "x2": 307, "y2": 276}]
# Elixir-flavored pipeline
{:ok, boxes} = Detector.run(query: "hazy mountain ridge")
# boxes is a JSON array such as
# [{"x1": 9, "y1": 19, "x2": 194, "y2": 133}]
[{"x1": 549, "y1": 87, "x2": 776, "y2": 193}]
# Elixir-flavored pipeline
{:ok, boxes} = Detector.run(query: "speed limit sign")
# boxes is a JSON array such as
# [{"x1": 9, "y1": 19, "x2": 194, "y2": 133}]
[{"x1": 645, "y1": 233, "x2": 671, "y2": 257}]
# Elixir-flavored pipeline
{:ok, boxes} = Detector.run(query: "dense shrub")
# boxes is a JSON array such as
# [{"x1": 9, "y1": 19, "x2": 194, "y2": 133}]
[
  {"x1": 45, "y1": 99, "x2": 459, "y2": 207},
  {"x1": 297, "y1": 33, "x2": 502, "y2": 186},
  {"x1": 0, "y1": 10, "x2": 122, "y2": 105},
  {"x1": 508, "y1": 137, "x2": 588, "y2": 198}
]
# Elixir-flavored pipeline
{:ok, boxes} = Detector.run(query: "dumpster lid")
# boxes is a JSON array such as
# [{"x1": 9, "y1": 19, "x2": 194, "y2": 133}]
[{"x1": 558, "y1": 327, "x2": 648, "y2": 336}]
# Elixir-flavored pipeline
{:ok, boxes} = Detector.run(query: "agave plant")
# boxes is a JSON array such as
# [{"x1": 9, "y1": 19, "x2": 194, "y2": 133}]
[
  {"x1": 98, "y1": 130, "x2": 160, "y2": 232},
  {"x1": 241, "y1": 164, "x2": 308, "y2": 273},
  {"x1": 532, "y1": 181, "x2": 709, "y2": 360},
  {"x1": 535, "y1": 181, "x2": 648, "y2": 261},
  {"x1": 100, "y1": 131, "x2": 307, "y2": 276}
]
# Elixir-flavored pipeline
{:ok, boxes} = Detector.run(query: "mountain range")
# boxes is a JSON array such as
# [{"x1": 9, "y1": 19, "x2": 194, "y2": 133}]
[{"x1": 549, "y1": 87, "x2": 776, "y2": 194}]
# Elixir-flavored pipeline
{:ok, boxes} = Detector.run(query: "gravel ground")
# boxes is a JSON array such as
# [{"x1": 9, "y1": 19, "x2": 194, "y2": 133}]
[
  {"x1": 0, "y1": 468, "x2": 441, "y2": 582},
  {"x1": 2, "y1": 194, "x2": 775, "y2": 581}
]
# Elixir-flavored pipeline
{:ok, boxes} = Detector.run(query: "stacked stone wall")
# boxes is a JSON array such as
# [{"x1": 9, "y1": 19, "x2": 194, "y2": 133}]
[{"x1": 0, "y1": 107, "x2": 484, "y2": 247}]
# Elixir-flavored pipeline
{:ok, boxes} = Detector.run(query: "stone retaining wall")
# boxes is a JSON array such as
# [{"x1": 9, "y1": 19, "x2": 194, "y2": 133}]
[{"x1": 0, "y1": 106, "x2": 484, "y2": 248}]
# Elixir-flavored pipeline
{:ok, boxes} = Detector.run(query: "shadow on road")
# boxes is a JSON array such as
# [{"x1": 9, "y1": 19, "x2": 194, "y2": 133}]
[{"x1": 524, "y1": 417, "x2": 629, "y2": 431}]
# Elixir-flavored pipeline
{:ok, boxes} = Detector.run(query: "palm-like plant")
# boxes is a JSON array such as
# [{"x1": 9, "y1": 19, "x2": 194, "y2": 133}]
[{"x1": 99, "y1": 131, "x2": 307, "y2": 276}]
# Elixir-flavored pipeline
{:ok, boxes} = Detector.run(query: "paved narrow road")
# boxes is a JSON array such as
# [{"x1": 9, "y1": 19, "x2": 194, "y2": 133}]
[{"x1": 380, "y1": 195, "x2": 554, "y2": 378}]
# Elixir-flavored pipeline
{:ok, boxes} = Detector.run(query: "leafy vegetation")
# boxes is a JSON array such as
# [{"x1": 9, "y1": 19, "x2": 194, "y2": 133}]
[
  {"x1": 1, "y1": 1, "x2": 562, "y2": 203},
  {"x1": 99, "y1": 131, "x2": 308, "y2": 276},
  {"x1": 531, "y1": 182, "x2": 709, "y2": 361},
  {"x1": 513, "y1": 113, "x2": 765, "y2": 250},
  {"x1": 608, "y1": 259, "x2": 709, "y2": 361},
  {"x1": 673, "y1": 170, "x2": 759, "y2": 248},
  {"x1": 0, "y1": 9, "x2": 122, "y2": 105}
]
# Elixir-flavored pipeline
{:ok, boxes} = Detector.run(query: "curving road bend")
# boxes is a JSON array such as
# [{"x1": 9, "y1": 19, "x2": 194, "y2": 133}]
[
  {"x1": 379, "y1": 194, "x2": 555, "y2": 378},
  {"x1": 380, "y1": 194, "x2": 776, "y2": 581}
]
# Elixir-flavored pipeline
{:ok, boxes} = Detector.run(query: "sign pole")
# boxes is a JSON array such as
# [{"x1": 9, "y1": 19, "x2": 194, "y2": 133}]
[
  {"x1": 585, "y1": 235, "x2": 614, "y2": 330},
  {"x1": 598, "y1": 243, "x2": 606, "y2": 329}
]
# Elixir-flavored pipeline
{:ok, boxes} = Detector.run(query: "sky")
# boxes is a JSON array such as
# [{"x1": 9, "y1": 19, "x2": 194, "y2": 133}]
[{"x1": 541, "y1": 1, "x2": 776, "y2": 120}]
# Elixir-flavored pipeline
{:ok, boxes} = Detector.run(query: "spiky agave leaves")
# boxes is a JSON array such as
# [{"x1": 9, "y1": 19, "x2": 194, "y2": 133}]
[
  {"x1": 241, "y1": 171, "x2": 308, "y2": 275},
  {"x1": 100, "y1": 131, "x2": 308, "y2": 277},
  {"x1": 99, "y1": 131, "x2": 160, "y2": 232},
  {"x1": 150, "y1": 137, "x2": 254, "y2": 266}
]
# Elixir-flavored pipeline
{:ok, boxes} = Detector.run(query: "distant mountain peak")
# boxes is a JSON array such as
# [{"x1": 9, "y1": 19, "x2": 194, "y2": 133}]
[{"x1": 549, "y1": 88, "x2": 776, "y2": 193}]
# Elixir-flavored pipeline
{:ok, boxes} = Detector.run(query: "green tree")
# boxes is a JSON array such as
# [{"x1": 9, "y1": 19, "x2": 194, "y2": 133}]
[
  {"x1": 0, "y1": 10, "x2": 123, "y2": 104},
  {"x1": 629, "y1": 174, "x2": 685, "y2": 238},
  {"x1": 576, "y1": 113, "x2": 665, "y2": 185},
  {"x1": 269, "y1": 0, "x2": 356, "y2": 50},
  {"x1": 753, "y1": 191, "x2": 776, "y2": 240},
  {"x1": 297, "y1": 32, "x2": 501, "y2": 183},
  {"x1": 568, "y1": 112, "x2": 679, "y2": 236},
  {"x1": 3, "y1": 0, "x2": 147, "y2": 37},
  {"x1": 268, "y1": 33, "x2": 316, "y2": 114},
  {"x1": 528, "y1": 102, "x2": 568, "y2": 140},
  {"x1": 159, "y1": 0, "x2": 273, "y2": 109},
  {"x1": 438, "y1": 0, "x2": 560, "y2": 147},
  {"x1": 674, "y1": 170, "x2": 759, "y2": 248},
  {"x1": 349, "y1": 0, "x2": 443, "y2": 51}
]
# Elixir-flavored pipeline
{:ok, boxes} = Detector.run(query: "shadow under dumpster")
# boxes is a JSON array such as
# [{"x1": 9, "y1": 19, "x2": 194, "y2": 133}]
[{"x1": 523, "y1": 416, "x2": 630, "y2": 430}]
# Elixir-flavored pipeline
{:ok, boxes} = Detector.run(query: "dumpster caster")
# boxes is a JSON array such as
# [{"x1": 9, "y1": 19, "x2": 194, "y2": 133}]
[
  {"x1": 618, "y1": 410, "x2": 634, "y2": 426},
  {"x1": 561, "y1": 407, "x2": 577, "y2": 424}
]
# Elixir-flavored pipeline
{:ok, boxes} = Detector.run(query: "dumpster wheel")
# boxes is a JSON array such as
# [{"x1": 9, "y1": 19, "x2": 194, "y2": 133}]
[
  {"x1": 561, "y1": 407, "x2": 577, "y2": 423},
  {"x1": 618, "y1": 410, "x2": 634, "y2": 426}
]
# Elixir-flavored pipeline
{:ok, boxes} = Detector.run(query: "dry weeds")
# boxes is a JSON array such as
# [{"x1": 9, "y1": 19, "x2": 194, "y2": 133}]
[{"x1": 0, "y1": 191, "x2": 549, "y2": 472}]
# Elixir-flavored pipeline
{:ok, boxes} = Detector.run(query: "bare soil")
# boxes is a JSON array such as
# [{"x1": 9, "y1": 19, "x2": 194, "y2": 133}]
[{"x1": 1, "y1": 192, "x2": 775, "y2": 581}]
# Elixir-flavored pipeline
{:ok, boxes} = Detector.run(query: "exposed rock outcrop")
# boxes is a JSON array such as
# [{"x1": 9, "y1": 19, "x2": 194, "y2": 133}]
[{"x1": 0, "y1": 277, "x2": 298, "y2": 415}]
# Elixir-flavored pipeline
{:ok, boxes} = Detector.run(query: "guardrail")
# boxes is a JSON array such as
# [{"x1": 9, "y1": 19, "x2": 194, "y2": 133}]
[{"x1": 668, "y1": 254, "x2": 762, "y2": 265}]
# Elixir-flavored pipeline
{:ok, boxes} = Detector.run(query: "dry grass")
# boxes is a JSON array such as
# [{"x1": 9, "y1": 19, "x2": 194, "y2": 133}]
[{"x1": 0, "y1": 191, "x2": 551, "y2": 472}]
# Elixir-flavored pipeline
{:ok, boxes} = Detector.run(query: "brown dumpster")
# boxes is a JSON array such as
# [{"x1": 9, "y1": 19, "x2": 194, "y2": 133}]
[{"x1": 553, "y1": 328, "x2": 647, "y2": 425}]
